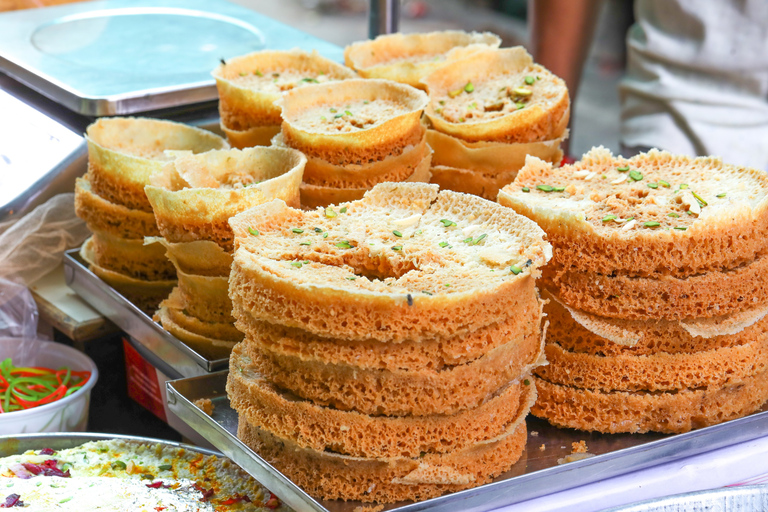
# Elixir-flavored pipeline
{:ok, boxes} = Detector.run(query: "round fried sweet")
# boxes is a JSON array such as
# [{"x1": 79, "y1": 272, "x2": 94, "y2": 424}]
[
  {"x1": 212, "y1": 49, "x2": 356, "y2": 145},
  {"x1": 89, "y1": 231, "x2": 175, "y2": 281},
  {"x1": 421, "y1": 47, "x2": 569, "y2": 143},
  {"x1": 228, "y1": 182, "x2": 551, "y2": 343},
  {"x1": 86, "y1": 117, "x2": 227, "y2": 211},
  {"x1": 74, "y1": 178, "x2": 159, "y2": 240},
  {"x1": 145, "y1": 147, "x2": 305, "y2": 251},
  {"x1": 276, "y1": 79, "x2": 428, "y2": 166},
  {"x1": 344, "y1": 30, "x2": 500, "y2": 90}
]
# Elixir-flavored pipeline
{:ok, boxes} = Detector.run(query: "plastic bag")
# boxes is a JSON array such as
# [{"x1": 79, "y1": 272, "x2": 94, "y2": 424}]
[
  {"x1": 0, "y1": 193, "x2": 90, "y2": 285},
  {"x1": 0, "y1": 277, "x2": 40, "y2": 366}
]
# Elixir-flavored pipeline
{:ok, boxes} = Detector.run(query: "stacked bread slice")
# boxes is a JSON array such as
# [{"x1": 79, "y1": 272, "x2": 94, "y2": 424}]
[
  {"x1": 273, "y1": 78, "x2": 432, "y2": 208},
  {"x1": 226, "y1": 182, "x2": 551, "y2": 503},
  {"x1": 212, "y1": 50, "x2": 357, "y2": 149},
  {"x1": 498, "y1": 147, "x2": 768, "y2": 433},
  {"x1": 74, "y1": 117, "x2": 228, "y2": 312},
  {"x1": 344, "y1": 30, "x2": 501, "y2": 90},
  {"x1": 143, "y1": 147, "x2": 306, "y2": 359},
  {"x1": 420, "y1": 47, "x2": 569, "y2": 200}
]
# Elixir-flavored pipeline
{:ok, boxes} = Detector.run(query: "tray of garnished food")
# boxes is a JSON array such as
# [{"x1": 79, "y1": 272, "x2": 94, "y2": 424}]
[
  {"x1": 0, "y1": 431, "x2": 290, "y2": 510},
  {"x1": 167, "y1": 372, "x2": 768, "y2": 512}
]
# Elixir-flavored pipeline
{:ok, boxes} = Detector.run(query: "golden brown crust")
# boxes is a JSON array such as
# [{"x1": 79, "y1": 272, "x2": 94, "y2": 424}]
[
  {"x1": 238, "y1": 323, "x2": 541, "y2": 417},
  {"x1": 88, "y1": 231, "x2": 175, "y2": 281},
  {"x1": 546, "y1": 252, "x2": 768, "y2": 321},
  {"x1": 176, "y1": 269, "x2": 233, "y2": 324},
  {"x1": 430, "y1": 165, "x2": 516, "y2": 201},
  {"x1": 545, "y1": 291, "x2": 767, "y2": 356},
  {"x1": 532, "y1": 372, "x2": 768, "y2": 434},
  {"x1": 421, "y1": 47, "x2": 570, "y2": 144},
  {"x1": 536, "y1": 335, "x2": 768, "y2": 392},
  {"x1": 232, "y1": 292, "x2": 541, "y2": 372},
  {"x1": 228, "y1": 342, "x2": 528, "y2": 458},
  {"x1": 161, "y1": 288, "x2": 243, "y2": 342},
  {"x1": 236, "y1": 388, "x2": 531, "y2": 503},
  {"x1": 498, "y1": 148, "x2": 768, "y2": 277},
  {"x1": 344, "y1": 31, "x2": 501, "y2": 90},
  {"x1": 86, "y1": 117, "x2": 227, "y2": 211},
  {"x1": 277, "y1": 79, "x2": 429, "y2": 166},
  {"x1": 228, "y1": 183, "x2": 551, "y2": 344},
  {"x1": 154, "y1": 305, "x2": 236, "y2": 360},
  {"x1": 75, "y1": 178, "x2": 160, "y2": 239},
  {"x1": 221, "y1": 123, "x2": 281, "y2": 149}
]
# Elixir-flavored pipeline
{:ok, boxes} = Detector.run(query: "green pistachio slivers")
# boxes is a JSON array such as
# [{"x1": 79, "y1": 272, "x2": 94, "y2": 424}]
[
  {"x1": 335, "y1": 241, "x2": 352, "y2": 249},
  {"x1": 291, "y1": 228, "x2": 304, "y2": 234},
  {"x1": 616, "y1": 166, "x2": 629, "y2": 172},
  {"x1": 439, "y1": 241, "x2": 449, "y2": 248},
  {"x1": 439, "y1": 219, "x2": 457, "y2": 227},
  {"x1": 602, "y1": 214, "x2": 617, "y2": 222},
  {"x1": 325, "y1": 207, "x2": 337, "y2": 218},
  {"x1": 340, "y1": 206, "x2": 348, "y2": 213},
  {"x1": 516, "y1": 102, "x2": 525, "y2": 110},
  {"x1": 717, "y1": 192, "x2": 727, "y2": 198},
  {"x1": 391, "y1": 245, "x2": 402, "y2": 251},
  {"x1": 629, "y1": 170, "x2": 643, "y2": 181},
  {"x1": 553, "y1": 186, "x2": 566, "y2": 192},
  {"x1": 522, "y1": 187, "x2": 530, "y2": 192},
  {"x1": 692, "y1": 191, "x2": 708, "y2": 207},
  {"x1": 158, "y1": 464, "x2": 172, "y2": 471},
  {"x1": 668, "y1": 212, "x2": 680, "y2": 218},
  {"x1": 248, "y1": 227, "x2": 259, "y2": 236},
  {"x1": 659, "y1": 180, "x2": 670, "y2": 188},
  {"x1": 647, "y1": 182, "x2": 658, "y2": 189},
  {"x1": 512, "y1": 86, "x2": 532, "y2": 97},
  {"x1": 536, "y1": 185, "x2": 554, "y2": 192},
  {"x1": 510, "y1": 265, "x2": 522, "y2": 275},
  {"x1": 291, "y1": 261, "x2": 303, "y2": 268},
  {"x1": 393, "y1": 230, "x2": 403, "y2": 237},
  {"x1": 643, "y1": 221, "x2": 660, "y2": 227},
  {"x1": 674, "y1": 226, "x2": 687, "y2": 231},
  {"x1": 346, "y1": 276, "x2": 356, "y2": 280},
  {"x1": 680, "y1": 183, "x2": 689, "y2": 190},
  {"x1": 300, "y1": 241, "x2": 311, "y2": 246},
  {"x1": 464, "y1": 81, "x2": 474, "y2": 93},
  {"x1": 111, "y1": 461, "x2": 126, "y2": 470},
  {"x1": 524, "y1": 76, "x2": 535, "y2": 85}
]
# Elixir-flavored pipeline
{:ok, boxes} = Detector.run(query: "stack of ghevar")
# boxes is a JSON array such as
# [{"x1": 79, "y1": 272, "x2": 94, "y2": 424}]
[
  {"x1": 212, "y1": 50, "x2": 357, "y2": 149},
  {"x1": 74, "y1": 117, "x2": 228, "y2": 312},
  {"x1": 419, "y1": 47, "x2": 569, "y2": 200},
  {"x1": 498, "y1": 147, "x2": 768, "y2": 433},
  {"x1": 272, "y1": 78, "x2": 432, "y2": 209},
  {"x1": 143, "y1": 146, "x2": 306, "y2": 359},
  {"x1": 343, "y1": 30, "x2": 501, "y2": 90},
  {"x1": 226, "y1": 182, "x2": 551, "y2": 503}
]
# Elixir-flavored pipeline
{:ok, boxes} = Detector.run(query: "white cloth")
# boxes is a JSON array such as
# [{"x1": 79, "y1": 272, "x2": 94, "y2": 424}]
[{"x1": 620, "y1": 0, "x2": 768, "y2": 171}]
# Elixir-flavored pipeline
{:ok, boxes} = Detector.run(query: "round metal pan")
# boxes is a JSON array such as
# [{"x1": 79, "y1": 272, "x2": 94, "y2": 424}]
[{"x1": 603, "y1": 484, "x2": 768, "y2": 512}]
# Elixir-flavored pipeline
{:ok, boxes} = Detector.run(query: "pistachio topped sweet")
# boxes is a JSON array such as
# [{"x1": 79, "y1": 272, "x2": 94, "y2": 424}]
[{"x1": 498, "y1": 147, "x2": 768, "y2": 277}]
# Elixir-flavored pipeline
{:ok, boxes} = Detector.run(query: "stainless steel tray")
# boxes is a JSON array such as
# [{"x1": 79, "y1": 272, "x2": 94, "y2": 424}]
[
  {"x1": 166, "y1": 372, "x2": 768, "y2": 512},
  {"x1": 63, "y1": 248, "x2": 227, "y2": 378},
  {"x1": 0, "y1": 0, "x2": 343, "y2": 116}
]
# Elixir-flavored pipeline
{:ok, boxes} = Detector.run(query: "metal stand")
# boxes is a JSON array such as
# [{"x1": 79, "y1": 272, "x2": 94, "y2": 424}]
[{"x1": 368, "y1": 0, "x2": 399, "y2": 39}]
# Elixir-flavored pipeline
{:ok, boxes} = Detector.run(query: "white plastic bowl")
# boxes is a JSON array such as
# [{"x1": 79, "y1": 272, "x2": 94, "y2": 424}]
[{"x1": 0, "y1": 340, "x2": 98, "y2": 434}]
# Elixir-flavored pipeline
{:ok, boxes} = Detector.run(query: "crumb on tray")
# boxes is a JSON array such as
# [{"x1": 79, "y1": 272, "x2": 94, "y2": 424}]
[{"x1": 194, "y1": 398, "x2": 214, "y2": 416}]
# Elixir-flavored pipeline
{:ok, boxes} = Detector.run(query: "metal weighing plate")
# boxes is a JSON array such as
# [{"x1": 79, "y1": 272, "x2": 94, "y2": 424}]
[
  {"x1": 167, "y1": 373, "x2": 768, "y2": 512},
  {"x1": 0, "y1": 0, "x2": 343, "y2": 116},
  {"x1": 63, "y1": 248, "x2": 227, "y2": 378}
]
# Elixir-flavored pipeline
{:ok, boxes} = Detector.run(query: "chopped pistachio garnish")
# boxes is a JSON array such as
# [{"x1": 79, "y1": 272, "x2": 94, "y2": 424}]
[
  {"x1": 659, "y1": 180, "x2": 670, "y2": 188},
  {"x1": 325, "y1": 207, "x2": 337, "y2": 218},
  {"x1": 668, "y1": 212, "x2": 680, "y2": 218},
  {"x1": 335, "y1": 241, "x2": 352, "y2": 249},
  {"x1": 674, "y1": 227, "x2": 687, "y2": 231},
  {"x1": 647, "y1": 182, "x2": 658, "y2": 189},
  {"x1": 239, "y1": 72, "x2": 247, "y2": 77},
  {"x1": 254, "y1": 70, "x2": 263, "y2": 77},
  {"x1": 464, "y1": 81, "x2": 474, "y2": 93},
  {"x1": 393, "y1": 230, "x2": 403, "y2": 237},
  {"x1": 323, "y1": 232, "x2": 329, "y2": 238},
  {"x1": 248, "y1": 227, "x2": 259, "y2": 236},
  {"x1": 422, "y1": 291, "x2": 433, "y2": 295},
  {"x1": 344, "y1": 110, "x2": 353, "y2": 116},
  {"x1": 553, "y1": 186, "x2": 566, "y2": 192},
  {"x1": 439, "y1": 100, "x2": 445, "y2": 106},
  {"x1": 692, "y1": 191, "x2": 708, "y2": 207},
  {"x1": 617, "y1": 166, "x2": 629, "y2": 172},
  {"x1": 439, "y1": 219, "x2": 457, "y2": 227},
  {"x1": 602, "y1": 214, "x2": 617, "y2": 222},
  {"x1": 334, "y1": 114, "x2": 343, "y2": 119},
  {"x1": 391, "y1": 245, "x2": 402, "y2": 251},
  {"x1": 291, "y1": 261, "x2": 303, "y2": 268},
  {"x1": 516, "y1": 102, "x2": 526, "y2": 110},
  {"x1": 444, "y1": 283, "x2": 451, "y2": 287},
  {"x1": 435, "y1": 108, "x2": 442, "y2": 114},
  {"x1": 340, "y1": 206, "x2": 348, "y2": 213},
  {"x1": 512, "y1": 86, "x2": 532, "y2": 97},
  {"x1": 320, "y1": 116, "x2": 327, "y2": 121},
  {"x1": 686, "y1": 210, "x2": 695, "y2": 216},
  {"x1": 363, "y1": 100, "x2": 369, "y2": 104},
  {"x1": 643, "y1": 221, "x2": 660, "y2": 227},
  {"x1": 448, "y1": 89, "x2": 462, "y2": 98},
  {"x1": 346, "y1": 276, "x2": 356, "y2": 280},
  {"x1": 626, "y1": 216, "x2": 635, "y2": 221},
  {"x1": 439, "y1": 241, "x2": 449, "y2": 248},
  {"x1": 629, "y1": 170, "x2": 643, "y2": 181},
  {"x1": 524, "y1": 76, "x2": 535, "y2": 85},
  {"x1": 272, "y1": 72, "x2": 280, "y2": 77},
  {"x1": 717, "y1": 192, "x2": 727, "y2": 198},
  {"x1": 680, "y1": 184, "x2": 689, "y2": 190},
  {"x1": 522, "y1": 186, "x2": 530, "y2": 192},
  {"x1": 314, "y1": 227, "x2": 323, "y2": 233},
  {"x1": 536, "y1": 185, "x2": 555, "y2": 192},
  {"x1": 468, "y1": 102, "x2": 477, "y2": 109},
  {"x1": 510, "y1": 265, "x2": 522, "y2": 275},
  {"x1": 291, "y1": 228, "x2": 304, "y2": 234},
  {"x1": 458, "y1": 117, "x2": 465, "y2": 122},
  {"x1": 329, "y1": 107, "x2": 337, "y2": 113},
  {"x1": 302, "y1": 77, "x2": 318, "y2": 83},
  {"x1": 470, "y1": 234, "x2": 487, "y2": 245},
  {"x1": 601, "y1": 174, "x2": 607, "y2": 179}
]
